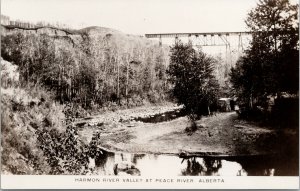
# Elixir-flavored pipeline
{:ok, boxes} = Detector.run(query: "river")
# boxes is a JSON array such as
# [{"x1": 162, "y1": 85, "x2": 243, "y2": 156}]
[
  {"x1": 91, "y1": 151, "x2": 298, "y2": 176},
  {"x1": 77, "y1": 106, "x2": 298, "y2": 176}
]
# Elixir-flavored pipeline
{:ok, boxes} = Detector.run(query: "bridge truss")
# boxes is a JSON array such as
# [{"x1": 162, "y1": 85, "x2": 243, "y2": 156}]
[
  {"x1": 145, "y1": 31, "x2": 252, "y2": 51},
  {"x1": 145, "y1": 32, "x2": 253, "y2": 67}
]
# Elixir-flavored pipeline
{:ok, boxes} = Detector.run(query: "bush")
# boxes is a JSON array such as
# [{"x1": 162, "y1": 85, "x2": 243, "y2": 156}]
[
  {"x1": 1, "y1": 86, "x2": 65, "y2": 174},
  {"x1": 36, "y1": 126, "x2": 103, "y2": 174}
]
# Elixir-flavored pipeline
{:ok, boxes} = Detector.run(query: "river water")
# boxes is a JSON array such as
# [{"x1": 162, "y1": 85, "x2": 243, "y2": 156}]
[
  {"x1": 93, "y1": 151, "x2": 298, "y2": 176},
  {"x1": 82, "y1": 109, "x2": 298, "y2": 176},
  {"x1": 134, "y1": 109, "x2": 185, "y2": 123}
]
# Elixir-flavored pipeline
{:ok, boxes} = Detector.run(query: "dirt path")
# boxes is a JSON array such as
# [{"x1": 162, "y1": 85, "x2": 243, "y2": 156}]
[{"x1": 77, "y1": 108, "x2": 298, "y2": 156}]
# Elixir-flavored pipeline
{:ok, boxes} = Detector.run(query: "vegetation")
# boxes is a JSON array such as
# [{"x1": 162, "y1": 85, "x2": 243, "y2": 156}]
[
  {"x1": 230, "y1": 0, "x2": 299, "y2": 126},
  {"x1": 1, "y1": 74, "x2": 64, "y2": 174},
  {"x1": 1, "y1": 59, "x2": 104, "y2": 174},
  {"x1": 213, "y1": 54, "x2": 233, "y2": 97},
  {"x1": 1, "y1": 27, "x2": 170, "y2": 112},
  {"x1": 35, "y1": 126, "x2": 102, "y2": 174},
  {"x1": 168, "y1": 42, "x2": 219, "y2": 120}
]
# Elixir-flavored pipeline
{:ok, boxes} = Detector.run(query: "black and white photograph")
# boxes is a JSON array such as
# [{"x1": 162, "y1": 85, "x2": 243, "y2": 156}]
[{"x1": 0, "y1": 0, "x2": 299, "y2": 189}]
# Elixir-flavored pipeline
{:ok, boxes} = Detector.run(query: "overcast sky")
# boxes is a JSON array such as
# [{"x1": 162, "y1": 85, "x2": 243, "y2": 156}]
[{"x1": 1, "y1": 0, "x2": 298, "y2": 35}]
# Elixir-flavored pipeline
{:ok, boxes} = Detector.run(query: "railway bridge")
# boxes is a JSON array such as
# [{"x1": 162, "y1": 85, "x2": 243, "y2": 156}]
[
  {"x1": 145, "y1": 32, "x2": 255, "y2": 66},
  {"x1": 145, "y1": 31, "x2": 253, "y2": 51}
]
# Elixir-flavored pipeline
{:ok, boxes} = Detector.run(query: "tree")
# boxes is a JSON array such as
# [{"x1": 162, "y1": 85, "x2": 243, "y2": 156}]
[
  {"x1": 230, "y1": 0, "x2": 299, "y2": 108},
  {"x1": 168, "y1": 42, "x2": 219, "y2": 119},
  {"x1": 1, "y1": 27, "x2": 171, "y2": 109}
]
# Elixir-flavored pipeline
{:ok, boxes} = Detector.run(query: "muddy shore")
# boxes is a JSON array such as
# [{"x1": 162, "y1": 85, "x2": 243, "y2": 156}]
[{"x1": 76, "y1": 105, "x2": 298, "y2": 157}]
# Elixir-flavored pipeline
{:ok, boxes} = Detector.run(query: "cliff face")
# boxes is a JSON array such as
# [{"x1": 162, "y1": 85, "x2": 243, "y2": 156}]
[{"x1": 1, "y1": 25, "x2": 170, "y2": 108}]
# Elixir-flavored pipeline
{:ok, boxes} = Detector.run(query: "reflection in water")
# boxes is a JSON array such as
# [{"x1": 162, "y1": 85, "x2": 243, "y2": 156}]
[
  {"x1": 95, "y1": 152, "x2": 115, "y2": 175},
  {"x1": 182, "y1": 158, "x2": 203, "y2": 176},
  {"x1": 113, "y1": 153, "x2": 141, "y2": 176},
  {"x1": 181, "y1": 157, "x2": 247, "y2": 176},
  {"x1": 203, "y1": 158, "x2": 222, "y2": 175},
  {"x1": 94, "y1": 152, "x2": 297, "y2": 176},
  {"x1": 234, "y1": 154, "x2": 298, "y2": 176}
]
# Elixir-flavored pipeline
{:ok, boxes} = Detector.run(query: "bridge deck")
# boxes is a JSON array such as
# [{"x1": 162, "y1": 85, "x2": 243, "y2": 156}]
[{"x1": 145, "y1": 32, "x2": 252, "y2": 38}]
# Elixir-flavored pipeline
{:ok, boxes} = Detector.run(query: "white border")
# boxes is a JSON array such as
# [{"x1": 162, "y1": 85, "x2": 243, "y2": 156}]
[{"x1": 1, "y1": 175, "x2": 299, "y2": 189}]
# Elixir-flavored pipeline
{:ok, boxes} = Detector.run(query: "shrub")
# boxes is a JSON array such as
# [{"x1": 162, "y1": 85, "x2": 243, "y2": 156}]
[
  {"x1": 1, "y1": 86, "x2": 65, "y2": 174},
  {"x1": 36, "y1": 126, "x2": 103, "y2": 174}
]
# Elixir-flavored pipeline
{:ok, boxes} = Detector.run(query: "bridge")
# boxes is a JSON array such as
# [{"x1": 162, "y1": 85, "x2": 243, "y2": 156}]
[
  {"x1": 145, "y1": 31, "x2": 253, "y2": 51},
  {"x1": 145, "y1": 31, "x2": 252, "y2": 38},
  {"x1": 145, "y1": 32, "x2": 255, "y2": 67},
  {"x1": 145, "y1": 30, "x2": 296, "y2": 48}
]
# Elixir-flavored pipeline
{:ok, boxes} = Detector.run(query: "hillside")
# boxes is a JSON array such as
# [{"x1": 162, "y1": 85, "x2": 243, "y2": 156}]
[
  {"x1": 1, "y1": 59, "x2": 64, "y2": 174},
  {"x1": 79, "y1": 26, "x2": 122, "y2": 34},
  {"x1": 1, "y1": 24, "x2": 170, "y2": 111}
]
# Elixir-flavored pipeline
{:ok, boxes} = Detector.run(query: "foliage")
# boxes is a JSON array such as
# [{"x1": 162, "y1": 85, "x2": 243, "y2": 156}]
[
  {"x1": 0, "y1": 60, "x2": 100, "y2": 174},
  {"x1": 1, "y1": 84, "x2": 102, "y2": 174},
  {"x1": 230, "y1": 0, "x2": 299, "y2": 109},
  {"x1": 1, "y1": 85, "x2": 64, "y2": 174},
  {"x1": 1, "y1": 28, "x2": 170, "y2": 110},
  {"x1": 168, "y1": 42, "x2": 219, "y2": 119},
  {"x1": 35, "y1": 125, "x2": 102, "y2": 175},
  {"x1": 213, "y1": 54, "x2": 233, "y2": 97},
  {"x1": 1, "y1": 58, "x2": 20, "y2": 88}
]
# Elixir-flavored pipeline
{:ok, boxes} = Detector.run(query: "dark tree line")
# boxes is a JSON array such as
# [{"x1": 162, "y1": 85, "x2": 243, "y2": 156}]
[{"x1": 230, "y1": 0, "x2": 299, "y2": 125}]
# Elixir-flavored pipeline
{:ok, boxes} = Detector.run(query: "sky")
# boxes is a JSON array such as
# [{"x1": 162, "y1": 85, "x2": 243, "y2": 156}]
[
  {"x1": 2, "y1": 0, "x2": 299, "y2": 34},
  {"x1": 1, "y1": 0, "x2": 266, "y2": 35},
  {"x1": 1, "y1": 0, "x2": 297, "y2": 56}
]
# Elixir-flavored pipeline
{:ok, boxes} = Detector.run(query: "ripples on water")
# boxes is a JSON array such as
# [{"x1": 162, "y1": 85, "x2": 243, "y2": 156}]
[{"x1": 94, "y1": 151, "x2": 298, "y2": 176}]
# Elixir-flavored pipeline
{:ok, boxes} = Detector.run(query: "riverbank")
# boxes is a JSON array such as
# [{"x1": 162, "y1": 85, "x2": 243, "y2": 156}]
[{"x1": 77, "y1": 106, "x2": 298, "y2": 157}]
